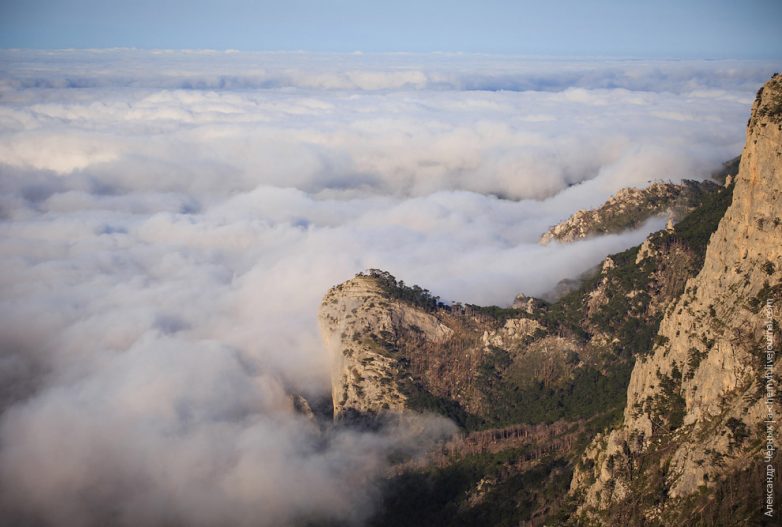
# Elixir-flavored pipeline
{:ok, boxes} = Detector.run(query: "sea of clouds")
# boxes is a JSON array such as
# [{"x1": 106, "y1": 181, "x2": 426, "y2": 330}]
[{"x1": 0, "y1": 49, "x2": 777, "y2": 526}]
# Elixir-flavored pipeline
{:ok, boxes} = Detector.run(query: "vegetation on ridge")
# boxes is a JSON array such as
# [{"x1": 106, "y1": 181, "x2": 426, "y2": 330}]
[
  {"x1": 351, "y1": 176, "x2": 739, "y2": 527},
  {"x1": 359, "y1": 269, "x2": 443, "y2": 312}
]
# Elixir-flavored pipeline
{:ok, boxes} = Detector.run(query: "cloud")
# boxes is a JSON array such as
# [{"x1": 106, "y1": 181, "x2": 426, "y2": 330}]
[
  {"x1": 0, "y1": 50, "x2": 778, "y2": 526},
  {"x1": 0, "y1": 347, "x2": 455, "y2": 526},
  {"x1": 1, "y1": 49, "x2": 777, "y2": 94}
]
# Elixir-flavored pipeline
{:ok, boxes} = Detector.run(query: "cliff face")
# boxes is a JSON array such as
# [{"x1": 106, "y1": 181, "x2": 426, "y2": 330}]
[
  {"x1": 319, "y1": 270, "x2": 541, "y2": 423},
  {"x1": 319, "y1": 273, "x2": 456, "y2": 420},
  {"x1": 571, "y1": 74, "x2": 782, "y2": 524},
  {"x1": 320, "y1": 267, "x2": 613, "y2": 428},
  {"x1": 540, "y1": 180, "x2": 719, "y2": 245}
]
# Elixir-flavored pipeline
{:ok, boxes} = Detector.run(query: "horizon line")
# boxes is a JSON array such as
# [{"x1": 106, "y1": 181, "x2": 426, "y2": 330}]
[{"x1": 2, "y1": 47, "x2": 782, "y2": 62}]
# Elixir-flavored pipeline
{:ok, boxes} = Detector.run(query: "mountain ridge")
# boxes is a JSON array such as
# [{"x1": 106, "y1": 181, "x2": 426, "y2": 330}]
[
  {"x1": 569, "y1": 72, "x2": 782, "y2": 525},
  {"x1": 540, "y1": 179, "x2": 721, "y2": 245},
  {"x1": 316, "y1": 74, "x2": 782, "y2": 526}
]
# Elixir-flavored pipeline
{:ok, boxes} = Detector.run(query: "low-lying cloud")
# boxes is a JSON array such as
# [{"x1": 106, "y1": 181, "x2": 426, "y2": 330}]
[{"x1": 0, "y1": 50, "x2": 778, "y2": 526}]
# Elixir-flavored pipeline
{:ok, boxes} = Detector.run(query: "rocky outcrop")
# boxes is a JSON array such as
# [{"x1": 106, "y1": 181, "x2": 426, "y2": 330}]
[
  {"x1": 319, "y1": 172, "x2": 734, "y2": 426},
  {"x1": 540, "y1": 179, "x2": 719, "y2": 244},
  {"x1": 318, "y1": 269, "x2": 597, "y2": 426},
  {"x1": 481, "y1": 317, "x2": 544, "y2": 350},
  {"x1": 319, "y1": 272, "x2": 453, "y2": 420},
  {"x1": 570, "y1": 74, "x2": 782, "y2": 524}
]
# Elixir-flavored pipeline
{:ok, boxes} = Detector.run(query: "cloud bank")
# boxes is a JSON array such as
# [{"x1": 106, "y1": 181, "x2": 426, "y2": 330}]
[{"x1": 0, "y1": 50, "x2": 778, "y2": 526}]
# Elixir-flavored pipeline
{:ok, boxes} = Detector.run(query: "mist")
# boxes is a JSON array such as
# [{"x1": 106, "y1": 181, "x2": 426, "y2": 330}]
[{"x1": 0, "y1": 50, "x2": 777, "y2": 526}]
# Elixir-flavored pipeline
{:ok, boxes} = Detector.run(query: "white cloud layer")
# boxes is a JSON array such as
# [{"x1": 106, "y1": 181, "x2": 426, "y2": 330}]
[{"x1": 0, "y1": 50, "x2": 778, "y2": 526}]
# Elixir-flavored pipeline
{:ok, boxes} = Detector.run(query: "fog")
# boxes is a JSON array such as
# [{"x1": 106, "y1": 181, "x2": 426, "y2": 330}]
[{"x1": 0, "y1": 50, "x2": 776, "y2": 526}]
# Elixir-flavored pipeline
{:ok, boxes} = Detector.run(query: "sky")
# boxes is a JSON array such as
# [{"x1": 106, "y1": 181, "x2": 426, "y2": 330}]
[{"x1": 1, "y1": 0, "x2": 781, "y2": 57}]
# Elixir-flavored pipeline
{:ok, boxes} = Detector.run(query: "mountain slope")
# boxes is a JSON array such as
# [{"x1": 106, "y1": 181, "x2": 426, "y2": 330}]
[
  {"x1": 540, "y1": 179, "x2": 720, "y2": 245},
  {"x1": 317, "y1": 170, "x2": 737, "y2": 526},
  {"x1": 569, "y1": 73, "x2": 782, "y2": 526},
  {"x1": 318, "y1": 167, "x2": 736, "y2": 429},
  {"x1": 316, "y1": 74, "x2": 782, "y2": 527}
]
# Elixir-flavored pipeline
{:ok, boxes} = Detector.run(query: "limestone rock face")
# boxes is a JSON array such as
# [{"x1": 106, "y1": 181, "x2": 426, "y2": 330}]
[
  {"x1": 319, "y1": 273, "x2": 453, "y2": 420},
  {"x1": 481, "y1": 317, "x2": 543, "y2": 350},
  {"x1": 318, "y1": 270, "x2": 599, "y2": 425},
  {"x1": 540, "y1": 179, "x2": 719, "y2": 245},
  {"x1": 571, "y1": 74, "x2": 782, "y2": 522}
]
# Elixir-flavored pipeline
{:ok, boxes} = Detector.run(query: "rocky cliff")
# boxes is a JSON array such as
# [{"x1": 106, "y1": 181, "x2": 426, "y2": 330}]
[
  {"x1": 319, "y1": 269, "x2": 565, "y2": 425},
  {"x1": 318, "y1": 172, "x2": 733, "y2": 430},
  {"x1": 317, "y1": 148, "x2": 748, "y2": 526},
  {"x1": 318, "y1": 74, "x2": 781, "y2": 527},
  {"x1": 319, "y1": 179, "x2": 737, "y2": 429},
  {"x1": 319, "y1": 272, "x2": 454, "y2": 420},
  {"x1": 570, "y1": 74, "x2": 782, "y2": 525},
  {"x1": 540, "y1": 179, "x2": 719, "y2": 245}
]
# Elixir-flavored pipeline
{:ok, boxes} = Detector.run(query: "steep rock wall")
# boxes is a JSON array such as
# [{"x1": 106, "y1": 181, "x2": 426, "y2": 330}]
[{"x1": 571, "y1": 74, "x2": 782, "y2": 523}]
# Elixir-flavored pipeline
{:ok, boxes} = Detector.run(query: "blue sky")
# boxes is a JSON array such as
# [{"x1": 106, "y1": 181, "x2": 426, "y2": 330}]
[{"x1": 1, "y1": 0, "x2": 781, "y2": 58}]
